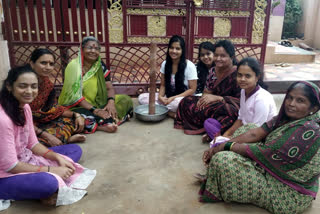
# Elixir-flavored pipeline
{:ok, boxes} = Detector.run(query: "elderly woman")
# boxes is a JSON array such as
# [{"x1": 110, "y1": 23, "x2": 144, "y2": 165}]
[
  {"x1": 174, "y1": 40, "x2": 241, "y2": 136},
  {"x1": 29, "y1": 48, "x2": 88, "y2": 147},
  {"x1": 199, "y1": 81, "x2": 320, "y2": 214},
  {"x1": 58, "y1": 36, "x2": 133, "y2": 133}
]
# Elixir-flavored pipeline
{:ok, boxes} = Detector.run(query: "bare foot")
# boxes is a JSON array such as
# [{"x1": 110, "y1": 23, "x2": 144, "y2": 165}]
[
  {"x1": 40, "y1": 193, "x2": 57, "y2": 206},
  {"x1": 167, "y1": 111, "x2": 176, "y2": 119},
  {"x1": 68, "y1": 134, "x2": 86, "y2": 143},
  {"x1": 97, "y1": 123, "x2": 118, "y2": 133},
  {"x1": 193, "y1": 173, "x2": 207, "y2": 183},
  {"x1": 202, "y1": 134, "x2": 211, "y2": 143}
]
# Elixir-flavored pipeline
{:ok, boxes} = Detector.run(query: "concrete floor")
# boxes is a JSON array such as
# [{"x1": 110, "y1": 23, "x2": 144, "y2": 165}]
[{"x1": 3, "y1": 96, "x2": 320, "y2": 214}]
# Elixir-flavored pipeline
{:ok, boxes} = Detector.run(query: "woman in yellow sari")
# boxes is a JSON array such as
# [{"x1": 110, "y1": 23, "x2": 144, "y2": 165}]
[{"x1": 58, "y1": 36, "x2": 133, "y2": 133}]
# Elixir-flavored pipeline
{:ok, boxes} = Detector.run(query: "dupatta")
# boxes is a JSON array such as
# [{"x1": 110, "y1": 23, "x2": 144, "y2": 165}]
[
  {"x1": 30, "y1": 76, "x2": 66, "y2": 123},
  {"x1": 247, "y1": 81, "x2": 320, "y2": 197},
  {"x1": 58, "y1": 49, "x2": 108, "y2": 109}
]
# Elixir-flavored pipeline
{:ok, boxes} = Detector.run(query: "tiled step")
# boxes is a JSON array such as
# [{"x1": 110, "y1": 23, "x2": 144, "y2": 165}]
[{"x1": 265, "y1": 41, "x2": 316, "y2": 64}]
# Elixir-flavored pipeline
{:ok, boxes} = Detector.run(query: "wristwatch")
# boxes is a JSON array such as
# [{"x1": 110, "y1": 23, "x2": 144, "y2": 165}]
[{"x1": 89, "y1": 106, "x2": 97, "y2": 113}]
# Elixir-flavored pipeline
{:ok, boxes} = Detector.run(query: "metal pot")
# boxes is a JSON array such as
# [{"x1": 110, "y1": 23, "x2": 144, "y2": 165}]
[{"x1": 134, "y1": 104, "x2": 169, "y2": 122}]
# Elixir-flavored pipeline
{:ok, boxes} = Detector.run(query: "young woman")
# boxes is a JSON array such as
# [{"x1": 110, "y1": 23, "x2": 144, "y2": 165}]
[
  {"x1": 204, "y1": 57, "x2": 277, "y2": 143},
  {"x1": 199, "y1": 81, "x2": 320, "y2": 214},
  {"x1": 195, "y1": 41, "x2": 215, "y2": 95},
  {"x1": 138, "y1": 35, "x2": 198, "y2": 118},
  {"x1": 29, "y1": 48, "x2": 88, "y2": 147},
  {"x1": 174, "y1": 40, "x2": 240, "y2": 134},
  {"x1": 0, "y1": 65, "x2": 95, "y2": 210},
  {"x1": 58, "y1": 36, "x2": 133, "y2": 133}
]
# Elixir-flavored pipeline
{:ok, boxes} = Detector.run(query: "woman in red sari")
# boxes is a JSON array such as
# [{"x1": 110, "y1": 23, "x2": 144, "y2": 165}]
[
  {"x1": 174, "y1": 40, "x2": 241, "y2": 136},
  {"x1": 29, "y1": 49, "x2": 88, "y2": 147}
]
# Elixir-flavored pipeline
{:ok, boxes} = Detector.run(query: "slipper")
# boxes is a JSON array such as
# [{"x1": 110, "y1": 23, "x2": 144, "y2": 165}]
[
  {"x1": 281, "y1": 63, "x2": 290, "y2": 67},
  {"x1": 280, "y1": 41, "x2": 287, "y2": 47},
  {"x1": 275, "y1": 63, "x2": 282, "y2": 66},
  {"x1": 285, "y1": 41, "x2": 293, "y2": 47}
]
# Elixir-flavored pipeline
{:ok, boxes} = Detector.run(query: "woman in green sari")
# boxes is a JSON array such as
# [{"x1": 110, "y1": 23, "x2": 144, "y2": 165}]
[
  {"x1": 199, "y1": 81, "x2": 320, "y2": 214},
  {"x1": 58, "y1": 36, "x2": 133, "y2": 133}
]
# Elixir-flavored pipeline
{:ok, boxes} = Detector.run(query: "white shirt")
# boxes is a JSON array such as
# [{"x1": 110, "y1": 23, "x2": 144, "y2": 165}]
[
  {"x1": 238, "y1": 87, "x2": 277, "y2": 126},
  {"x1": 160, "y1": 59, "x2": 198, "y2": 89}
]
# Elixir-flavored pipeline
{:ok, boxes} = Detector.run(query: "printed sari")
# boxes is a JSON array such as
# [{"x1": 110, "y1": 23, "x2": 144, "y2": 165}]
[
  {"x1": 174, "y1": 67, "x2": 240, "y2": 134},
  {"x1": 58, "y1": 50, "x2": 133, "y2": 125},
  {"x1": 199, "y1": 81, "x2": 320, "y2": 214},
  {"x1": 30, "y1": 76, "x2": 95, "y2": 146}
]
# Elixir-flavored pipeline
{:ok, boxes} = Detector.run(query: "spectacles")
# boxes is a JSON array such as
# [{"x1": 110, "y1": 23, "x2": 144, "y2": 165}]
[{"x1": 84, "y1": 46, "x2": 101, "y2": 51}]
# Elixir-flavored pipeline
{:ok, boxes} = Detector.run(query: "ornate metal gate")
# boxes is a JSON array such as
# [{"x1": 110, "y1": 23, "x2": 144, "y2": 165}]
[{"x1": 2, "y1": 0, "x2": 271, "y2": 95}]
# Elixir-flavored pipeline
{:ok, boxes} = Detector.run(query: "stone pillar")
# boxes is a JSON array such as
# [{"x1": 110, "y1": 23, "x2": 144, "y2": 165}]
[{"x1": 0, "y1": 0, "x2": 10, "y2": 87}]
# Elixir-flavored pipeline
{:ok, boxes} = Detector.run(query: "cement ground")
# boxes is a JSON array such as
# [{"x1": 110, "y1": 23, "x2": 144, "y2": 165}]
[{"x1": 3, "y1": 96, "x2": 320, "y2": 214}]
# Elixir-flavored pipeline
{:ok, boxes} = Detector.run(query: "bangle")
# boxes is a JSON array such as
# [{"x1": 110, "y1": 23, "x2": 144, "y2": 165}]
[
  {"x1": 37, "y1": 166, "x2": 43, "y2": 172},
  {"x1": 43, "y1": 149, "x2": 52, "y2": 158},
  {"x1": 37, "y1": 129, "x2": 44, "y2": 137},
  {"x1": 74, "y1": 113, "x2": 81, "y2": 118},
  {"x1": 230, "y1": 142, "x2": 236, "y2": 151},
  {"x1": 89, "y1": 106, "x2": 97, "y2": 113},
  {"x1": 107, "y1": 97, "x2": 115, "y2": 102},
  {"x1": 224, "y1": 142, "x2": 233, "y2": 151},
  {"x1": 48, "y1": 166, "x2": 50, "y2": 172}
]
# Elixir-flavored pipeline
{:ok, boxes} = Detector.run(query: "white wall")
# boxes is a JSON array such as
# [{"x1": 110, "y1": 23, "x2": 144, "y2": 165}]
[
  {"x1": 0, "y1": 0, "x2": 10, "y2": 87},
  {"x1": 299, "y1": 0, "x2": 320, "y2": 49}
]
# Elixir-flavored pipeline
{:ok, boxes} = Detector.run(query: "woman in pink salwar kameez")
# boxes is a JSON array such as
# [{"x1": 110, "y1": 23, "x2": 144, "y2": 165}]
[{"x1": 0, "y1": 65, "x2": 96, "y2": 211}]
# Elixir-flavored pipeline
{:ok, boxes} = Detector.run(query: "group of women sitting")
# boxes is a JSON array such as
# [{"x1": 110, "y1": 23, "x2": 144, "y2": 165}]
[{"x1": 0, "y1": 35, "x2": 319, "y2": 214}]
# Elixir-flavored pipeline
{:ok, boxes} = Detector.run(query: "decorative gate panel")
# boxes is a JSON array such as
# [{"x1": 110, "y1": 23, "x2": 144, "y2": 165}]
[{"x1": 2, "y1": 0, "x2": 271, "y2": 96}]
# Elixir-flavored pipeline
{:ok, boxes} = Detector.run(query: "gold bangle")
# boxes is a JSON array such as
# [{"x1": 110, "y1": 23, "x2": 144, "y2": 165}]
[{"x1": 230, "y1": 142, "x2": 236, "y2": 151}]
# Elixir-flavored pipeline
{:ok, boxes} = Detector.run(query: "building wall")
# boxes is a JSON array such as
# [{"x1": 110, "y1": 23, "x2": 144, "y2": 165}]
[
  {"x1": 268, "y1": 0, "x2": 286, "y2": 41},
  {"x1": 299, "y1": 0, "x2": 320, "y2": 49},
  {"x1": 0, "y1": 0, "x2": 10, "y2": 88}
]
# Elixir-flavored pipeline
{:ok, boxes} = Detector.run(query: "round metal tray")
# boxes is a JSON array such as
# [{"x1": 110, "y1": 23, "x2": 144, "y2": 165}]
[{"x1": 134, "y1": 104, "x2": 169, "y2": 122}]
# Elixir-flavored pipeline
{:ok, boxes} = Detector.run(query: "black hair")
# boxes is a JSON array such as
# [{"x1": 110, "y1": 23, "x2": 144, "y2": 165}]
[
  {"x1": 196, "y1": 41, "x2": 215, "y2": 93},
  {"x1": 81, "y1": 36, "x2": 101, "y2": 49},
  {"x1": 237, "y1": 57, "x2": 268, "y2": 90},
  {"x1": 214, "y1": 40, "x2": 237, "y2": 65},
  {"x1": 287, "y1": 82, "x2": 320, "y2": 109},
  {"x1": 164, "y1": 35, "x2": 187, "y2": 97},
  {"x1": 0, "y1": 65, "x2": 38, "y2": 126},
  {"x1": 30, "y1": 48, "x2": 55, "y2": 63},
  {"x1": 30, "y1": 48, "x2": 56, "y2": 111}
]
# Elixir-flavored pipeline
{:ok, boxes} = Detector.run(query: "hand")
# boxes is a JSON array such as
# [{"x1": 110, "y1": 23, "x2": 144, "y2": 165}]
[
  {"x1": 56, "y1": 155, "x2": 76, "y2": 172},
  {"x1": 93, "y1": 109, "x2": 111, "y2": 120},
  {"x1": 197, "y1": 94, "x2": 223, "y2": 110},
  {"x1": 158, "y1": 96, "x2": 168, "y2": 105},
  {"x1": 103, "y1": 101, "x2": 118, "y2": 120},
  {"x1": 202, "y1": 148, "x2": 215, "y2": 165},
  {"x1": 202, "y1": 143, "x2": 224, "y2": 165},
  {"x1": 42, "y1": 132, "x2": 63, "y2": 146},
  {"x1": 50, "y1": 166, "x2": 75, "y2": 180},
  {"x1": 166, "y1": 97, "x2": 175, "y2": 104},
  {"x1": 74, "y1": 113, "x2": 85, "y2": 133}
]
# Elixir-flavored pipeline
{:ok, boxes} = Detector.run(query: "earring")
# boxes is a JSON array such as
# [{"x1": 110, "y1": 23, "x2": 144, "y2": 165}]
[{"x1": 310, "y1": 112, "x2": 313, "y2": 115}]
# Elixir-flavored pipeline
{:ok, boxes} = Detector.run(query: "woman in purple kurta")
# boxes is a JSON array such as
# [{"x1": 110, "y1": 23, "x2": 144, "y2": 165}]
[{"x1": 174, "y1": 40, "x2": 241, "y2": 135}]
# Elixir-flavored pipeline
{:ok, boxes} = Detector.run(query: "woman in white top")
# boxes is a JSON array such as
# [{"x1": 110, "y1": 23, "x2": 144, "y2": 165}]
[
  {"x1": 138, "y1": 35, "x2": 197, "y2": 118},
  {"x1": 204, "y1": 57, "x2": 277, "y2": 142}
]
